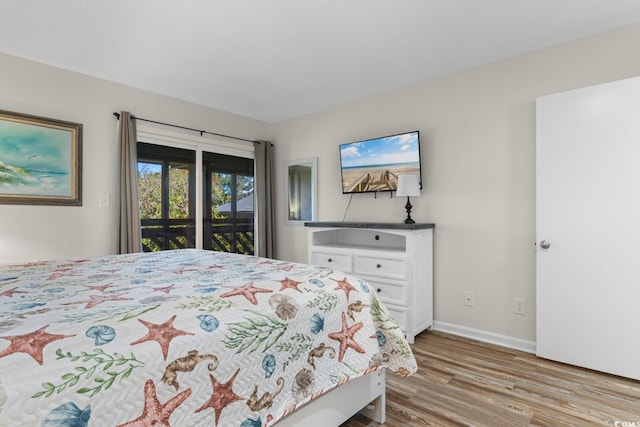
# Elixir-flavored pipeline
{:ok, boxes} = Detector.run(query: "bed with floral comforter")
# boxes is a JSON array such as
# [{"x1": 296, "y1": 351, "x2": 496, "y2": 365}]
[{"x1": 0, "y1": 249, "x2": 416, "y2": 426}]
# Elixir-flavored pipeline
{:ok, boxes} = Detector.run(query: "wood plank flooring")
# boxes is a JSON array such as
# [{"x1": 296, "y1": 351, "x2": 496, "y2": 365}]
[{"x1": 341, "y1": 331, "x2": 640, "y2": 426}]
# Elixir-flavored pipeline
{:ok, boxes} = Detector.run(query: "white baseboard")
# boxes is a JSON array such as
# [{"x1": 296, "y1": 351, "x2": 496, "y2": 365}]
[{"x1": 433, "y1": 321, "x2": 536, "y2": 354}]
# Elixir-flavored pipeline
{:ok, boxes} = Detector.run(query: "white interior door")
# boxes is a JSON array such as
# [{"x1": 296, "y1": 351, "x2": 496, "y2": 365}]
[{"x1": 536, "y1": 76, "x2": 640, "y2": 380}]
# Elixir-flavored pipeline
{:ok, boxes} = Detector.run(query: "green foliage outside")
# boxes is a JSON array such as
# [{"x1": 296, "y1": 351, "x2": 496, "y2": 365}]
[
  {"x1": 137, "y1": 163, "x2": 253, "y2": 219},
  {"x1": 137, "y1": 163, "x2": 191, "y2": 219},
  {"x1": 209, "y1": 172, "x2": 254, "y2": 218}
]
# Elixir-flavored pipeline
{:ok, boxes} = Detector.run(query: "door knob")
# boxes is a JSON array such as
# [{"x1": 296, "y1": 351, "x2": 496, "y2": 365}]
[{"x1": 540, "y1": 240, "x2": 551, "y2": 249}]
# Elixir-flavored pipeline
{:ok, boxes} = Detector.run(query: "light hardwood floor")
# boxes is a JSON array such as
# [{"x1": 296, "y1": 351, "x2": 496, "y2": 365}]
[{"x1": 341, "y1": 331, "x2": 640, "y2": 426}]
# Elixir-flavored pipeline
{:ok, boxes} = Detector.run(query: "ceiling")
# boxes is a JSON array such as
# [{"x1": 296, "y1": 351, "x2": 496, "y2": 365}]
[{"x1": 1, "y1": 1, "x2": 640, "y2": 123}]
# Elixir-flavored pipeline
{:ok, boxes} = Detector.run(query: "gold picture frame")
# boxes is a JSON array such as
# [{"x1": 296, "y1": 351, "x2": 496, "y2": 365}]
[{"x1": 0, "y1": 109, "x2": 82, "y2": 206}]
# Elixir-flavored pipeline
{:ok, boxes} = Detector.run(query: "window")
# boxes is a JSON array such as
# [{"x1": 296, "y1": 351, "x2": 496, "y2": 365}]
[
  {"x1": 138, "y1": 143, "x2": 196, "y2": 251},
  {"x1": 136, "y1": 124, "x2": 256, "y2": 254}
]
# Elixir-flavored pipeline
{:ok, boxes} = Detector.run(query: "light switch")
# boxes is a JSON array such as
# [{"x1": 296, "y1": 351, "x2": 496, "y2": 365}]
[{"x1": 99, "y1": 194, "x2": 111, "y2": 208}]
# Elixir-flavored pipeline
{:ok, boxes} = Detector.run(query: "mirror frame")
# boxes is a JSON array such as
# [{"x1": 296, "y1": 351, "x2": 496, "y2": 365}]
[{"x1": 285, "y1": 157, "x2": 318, "y2": 225}]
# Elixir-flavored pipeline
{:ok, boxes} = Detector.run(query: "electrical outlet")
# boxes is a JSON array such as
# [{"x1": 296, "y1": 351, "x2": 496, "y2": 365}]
[
  {"x1": 514, "y1": 298, "x2": 526, "y2": 315},
  {"x1": 464, "y1": 291, "x2": 475, "y2": 307}
]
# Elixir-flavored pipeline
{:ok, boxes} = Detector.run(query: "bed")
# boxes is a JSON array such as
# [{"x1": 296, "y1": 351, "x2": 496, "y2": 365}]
[{"x1": 0, "y1": 249, "x2": 416, "y2": 426}]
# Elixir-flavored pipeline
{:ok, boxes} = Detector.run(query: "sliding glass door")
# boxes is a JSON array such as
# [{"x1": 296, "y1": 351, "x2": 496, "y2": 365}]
[
  {"x1": 203, "y1": 152, "x2": 255, "y2": 254},
  {"x1": 137, "y1": 142, "x2": 254, "y2": 254}
]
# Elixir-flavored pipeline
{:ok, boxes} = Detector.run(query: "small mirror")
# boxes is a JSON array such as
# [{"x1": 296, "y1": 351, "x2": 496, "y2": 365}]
[{"x1": 285, "y1": 157, "x2": 317, "y2": 225}]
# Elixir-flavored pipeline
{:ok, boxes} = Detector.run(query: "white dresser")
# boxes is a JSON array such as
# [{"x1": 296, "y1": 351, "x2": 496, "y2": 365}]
[{"x1": 306, "y1": 222, "x2": 434, "y2": 344}]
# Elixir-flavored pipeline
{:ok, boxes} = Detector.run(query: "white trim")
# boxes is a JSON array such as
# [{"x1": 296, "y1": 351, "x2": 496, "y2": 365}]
[
  {"x1": 433, "y1": 321, "x2": 536, "y2": 354},
  {"x1": 195, "y1": 149, "x2": 203, "y2": 249},
  {"x1": 137, "y1": 123, "x2": 254, "y2": 159}
]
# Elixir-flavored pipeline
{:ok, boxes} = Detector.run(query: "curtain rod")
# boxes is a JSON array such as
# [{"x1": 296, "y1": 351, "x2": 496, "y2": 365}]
[{"x1": 113, "y1": 112, "x2": 258, "y2": 144}]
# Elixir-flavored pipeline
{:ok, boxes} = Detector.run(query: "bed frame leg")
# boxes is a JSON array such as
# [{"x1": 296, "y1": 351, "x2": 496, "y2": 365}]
[
  {"x1": 361, "y1": 393, "x2": 386, "y2": 424},
  {"x1": 360, "y1": 370, "x2": 386, "y2": 424}
]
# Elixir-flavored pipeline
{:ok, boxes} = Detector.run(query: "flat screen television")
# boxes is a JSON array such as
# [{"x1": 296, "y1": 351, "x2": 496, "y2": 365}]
[{"x1": 339, "y1": 130, "x2": 422, "y2": 194}]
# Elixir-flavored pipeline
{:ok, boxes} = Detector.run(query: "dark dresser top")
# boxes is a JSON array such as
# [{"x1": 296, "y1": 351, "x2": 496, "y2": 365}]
[{"x1": 304, "y1": 221, "x2": 435, "y2": 230}]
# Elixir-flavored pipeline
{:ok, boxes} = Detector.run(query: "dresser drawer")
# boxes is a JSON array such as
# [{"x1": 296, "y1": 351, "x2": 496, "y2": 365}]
[
  {"x1": 309, "y1": 250, "x2": 352, "y2": 272},
  {"x1": 369, "y1": 279, "x2": 407, "y2": 306},
  {"x1": 354, "y1": 254, "x2": 407, "y2": 280}
]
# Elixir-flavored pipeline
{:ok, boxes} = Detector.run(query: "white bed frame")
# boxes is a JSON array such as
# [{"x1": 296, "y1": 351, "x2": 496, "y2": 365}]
[{"x1": 275, "y1": 369, "x2": 386, "y2": 426}]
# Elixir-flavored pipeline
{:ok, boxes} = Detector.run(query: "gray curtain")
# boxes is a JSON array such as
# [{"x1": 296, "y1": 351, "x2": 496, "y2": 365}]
[
  {"x1": 117, "y1": 111, "x2": 142, "y2": 253},
  {"x1": 254, "y1": 140, "x2": 276, "y2": 258}
]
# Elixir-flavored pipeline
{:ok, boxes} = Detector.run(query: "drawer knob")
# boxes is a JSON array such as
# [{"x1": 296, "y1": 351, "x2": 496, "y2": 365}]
[
  {"x1": 327, "y1": 258, "x2": 332, "y2": 262},
  {"x1": 376, "y1": 288, "x2": 382, "y2": 293},
  {"x1": 375, "y1": 235, "x2": 380, "y2": 240},
  {"x1": 376, "y1": 264, "x2": 381, "y2": 268}
]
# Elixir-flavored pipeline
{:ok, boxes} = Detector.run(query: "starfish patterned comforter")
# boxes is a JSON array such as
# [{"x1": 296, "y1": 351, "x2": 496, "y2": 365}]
[{"x1": 0, "y1": 249, "x2": 417, "y2": 426}]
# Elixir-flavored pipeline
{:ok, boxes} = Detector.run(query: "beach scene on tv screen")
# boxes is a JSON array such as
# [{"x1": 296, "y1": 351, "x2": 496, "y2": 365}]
[{"x1": 340, "y1": 131, "x2": 420, "y2": 193}]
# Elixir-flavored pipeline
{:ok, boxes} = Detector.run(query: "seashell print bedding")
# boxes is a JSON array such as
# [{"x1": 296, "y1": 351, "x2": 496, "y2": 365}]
[{"x1": 0, "y1": 249, "x2": 417, "y2": 426}]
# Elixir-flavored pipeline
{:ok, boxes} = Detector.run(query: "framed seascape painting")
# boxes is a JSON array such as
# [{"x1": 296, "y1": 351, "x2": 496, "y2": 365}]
[{"x1": 0, "y1": 110, "x2": 82, "y2": 205}]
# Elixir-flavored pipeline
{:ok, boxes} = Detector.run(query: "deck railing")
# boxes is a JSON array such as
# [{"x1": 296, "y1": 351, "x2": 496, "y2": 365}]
[
  {"x1": 141, "y1": 217, "x2": 254, "y2": 255},
  {"x1": 203, "y1": 218, "x2": 254, "y2": 255}
]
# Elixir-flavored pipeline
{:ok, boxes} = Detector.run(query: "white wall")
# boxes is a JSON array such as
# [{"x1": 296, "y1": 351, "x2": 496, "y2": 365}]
[
  {"x1": 0, "y1": 53, "x2": 269, "y2": 264},
  {"x1": 3, "y1": 23, "x2": 640, "y2": 346},
  {"x1": 270, "y1": 23, "x2": 640, "y2": 345}
]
